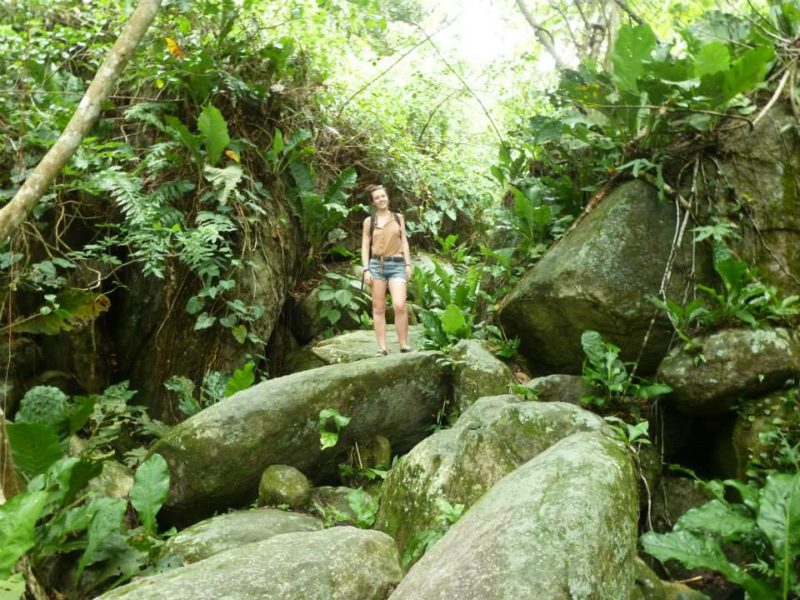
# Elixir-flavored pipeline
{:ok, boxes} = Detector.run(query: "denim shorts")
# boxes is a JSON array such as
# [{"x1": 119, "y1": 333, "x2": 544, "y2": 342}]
[{"x1": 369, "y1": 257, "x2": 407, "y2": 282}]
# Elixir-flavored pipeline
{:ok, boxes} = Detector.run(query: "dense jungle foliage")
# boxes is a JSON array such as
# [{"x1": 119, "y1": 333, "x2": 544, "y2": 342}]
[{"x1": 1, "y1": 0, "x2": 799, "y2": 598}]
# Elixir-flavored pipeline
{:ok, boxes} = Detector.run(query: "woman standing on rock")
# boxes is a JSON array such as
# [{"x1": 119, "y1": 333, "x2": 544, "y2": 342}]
[{"x1": 361, "y1": 184, "x2": 413, "y2": 355}]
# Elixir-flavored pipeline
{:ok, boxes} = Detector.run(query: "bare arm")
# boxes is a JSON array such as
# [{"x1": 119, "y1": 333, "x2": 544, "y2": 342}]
[
  {"x1": 400, "y1": 215, "x2": 412, "y2": 279},
  {"x1": 361, "y1": 217, "x2": 373, "y2": 283}
]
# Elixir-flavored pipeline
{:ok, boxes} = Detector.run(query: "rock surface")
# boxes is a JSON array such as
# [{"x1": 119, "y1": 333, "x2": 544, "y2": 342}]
[
  {"x1": 98, "y1": 526, "x2": 402, "y2": 600},
  {"x1": 162, "y1": 508, "x2": 322, "y2": 564},
  {"x1": 390, "y1": 432, "x2": 639, "y2": 599},
  {"x1": 717, "y1": 102, "x2": 800, "y2": 295},
  {"x1": 111, "y1": 199, "x2": 300, "y2": 418},
  {"x1": 153, "y1": 351, "x2": 448, "y2": 521},
  {"x1": 376, "y1": 395, "x2": 606, "y2": 556},
  {"x1": 258, "y1": 465, "x2": 312, "y2": 509},
  {"x1": 449, "y1": 339, "x2": 516, "y2": 416},
  {"x1": 498, "y1": 179, "x2": 711, "y2": 374},
  {"x1": 525, "y1": 373, "x2": 595, "y2": 404},
  {"x1": 657, "y1": 327, "x2": 800, "y2": 416},
  {"x1": 731, "y1": 388, "x2": 799, "y2": 479},
  {"x1": 284, "y1": 326, "x2": 425, "y2": 374}
]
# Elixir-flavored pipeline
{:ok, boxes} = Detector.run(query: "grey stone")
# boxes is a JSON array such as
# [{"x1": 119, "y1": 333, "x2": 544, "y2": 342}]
[
  {"x1": 449, "y1": 339, "x2": 516, "y2": 416},
  {"x1": 657, "y1": 327, "x2": 800, "y2": 416},
  {"x1": 87, "y1": 461, "x2": 133, "y2": 499},
  {"x1": 152, "y1": 351, "x2": 448, "y2": 521},
  {"x1": 376, "y1": 395, "x2": 606, "y2": 556},
  {"x1": 258, "y1": 465, "x2": 312, "y2": 509},
  {"x1": 285, "y1": 326, "x2": 425, "y2": 374},
  {"x1": 716, "y1": 102, "x2": 800, "y2": 295},
  {"x1": 651, "y1": 476, "x2": 714, "y2": 534},
  {"x1": 98, "y1": 526, "x2": 402, "y2": 600},
  {"x1": 633, "y1": 557, "x2": 665, "y2": 600},
  {"x1": 498, "y1": 179, "x2": 712, "y2": 374},
  {"x1": 390, "y1": 432, "x2": 639, "y2": 600},
  {"x1": 162, "y1": 508, "x2": 321, "y2": 564},
  {"x1": 525, "y1": 373, "x2": 595, "y2": 404}
]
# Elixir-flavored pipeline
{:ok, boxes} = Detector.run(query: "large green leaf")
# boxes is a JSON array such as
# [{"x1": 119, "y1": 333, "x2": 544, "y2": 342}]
[
  {"x1": 46, "y1": 457, "x2": 103, "y2": 507},
  {"x1": 676, "y1": 499, "x2": 755, "y2": 541},
  {"x1": 0, "y1": 491, "x2": 48, "y2": 577},
  {"x1": 441, "y1": 304, "x2": 468, "y2": 337},
  {"x1": 224, "y1": 362, "x2": 255, "y2": 397},
  {"x1": 197, "y1": 104, "x2": 230, "y2": 166},
  {"x1": 757, "y1": 473, "x2": 800, "y2": 589},
  {"x1": 6, "y1": 422, "x2": 63, "y2": 478},
  {"x1": 641, "y1": 530, "x2": 774, "y2": 597},
  {"x1": 694, "y1": 41, "x2": 730, "y2": 77},
  {"x1": 722, "y1": 45, "x2": 775, "y2": 102},
  {"x1": 611, "y1": 23, "x2": 657, "y2": 93},
  {"x1": 580, "y1": 330, "x2": 606, "y2": 367},
  {"x1": 289, "y1": 161, "x2": 315, "y2": 193},
  {"x1": 36, "y1": 501, "x2": 96, "y2": 558},
  {"x1": 130, "y1": 454, "x2": 170, "y2": 535},
  {"x1": 76, "y1": 497, "x2": 127, "y2": 580}
]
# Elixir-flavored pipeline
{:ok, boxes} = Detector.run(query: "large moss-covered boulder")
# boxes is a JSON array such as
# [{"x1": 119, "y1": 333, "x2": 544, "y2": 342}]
[
  {"x1": 657, "y1": 327, "x2": 800, "y2": 416},
  {"x1": 449, "y1": 339, "x2": 516, "y2": 416},
  {"x1": 390, "y1": 432, "x2": 639, "y2": 599},
  {"x1": 716, "y1": 102, "x2": 800, "y2": 295},
  {"x1": 111, "y1": 201, "x2": 300, "y2": 419},
  {"x1": 498, "y1": 179, "x2": 710, "y2": 374},
  {"x1": 283, "y1": 326, "x2": 425, "y2": 374},
  {"x1": 376, "y1": 395, "x2": 606, "y2": 556},
  {"x1": 98, "y1": 526, "x2": 402, "y2": 600},
  {"x1": 163, "y1": 508, "x2": 322, "y2": 564},
  {"x1": 153, "y1": 351, "x2": 447, "y2": 521}
]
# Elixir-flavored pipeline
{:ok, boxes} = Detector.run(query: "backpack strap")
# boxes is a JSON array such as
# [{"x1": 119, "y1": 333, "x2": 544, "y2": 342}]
[{"x1": 368, "y1": 212, "x2": 403, "y2": 261}]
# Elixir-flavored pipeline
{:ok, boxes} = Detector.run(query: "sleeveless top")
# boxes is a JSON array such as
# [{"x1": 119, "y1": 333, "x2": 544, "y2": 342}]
[{"x1": 371, "y1": 215, "x2": 403, "y2": 257}]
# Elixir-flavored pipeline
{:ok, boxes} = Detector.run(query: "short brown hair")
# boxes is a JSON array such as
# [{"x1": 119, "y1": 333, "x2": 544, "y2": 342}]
[{"x1": 365, "y1": 184, "x2": 385, "y2": 201}]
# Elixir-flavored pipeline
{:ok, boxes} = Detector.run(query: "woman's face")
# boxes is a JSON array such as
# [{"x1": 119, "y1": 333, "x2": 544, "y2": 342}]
[{"x1": 371, "y1": 188, "x2": 389, "y2": 209}]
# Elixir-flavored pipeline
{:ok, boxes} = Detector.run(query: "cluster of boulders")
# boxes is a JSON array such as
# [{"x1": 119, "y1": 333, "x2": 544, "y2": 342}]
[{"x1": 15, "y1": 104, "x2": 797, "y2": 599}]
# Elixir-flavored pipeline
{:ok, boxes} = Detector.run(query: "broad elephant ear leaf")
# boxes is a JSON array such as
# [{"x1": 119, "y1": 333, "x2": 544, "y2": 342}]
[
  {"x1": 130, "y1": 454, "x2": 170, "y2": 536},
  {"x1": 640, "y1": 529, "x2": 772, "y2": 597},
  {"x1": 6, "y1": 422, "x2": 63, "y2": 478},
  {"x1": 580, "y1": 330, "x2": 606, "y2": 366},
  {"x1": 675, "y1": 499, "x2": 755, "y2": 542},
  {"x1": 197, "y1": 104, "x2": 230, "y2": 166},
  {"x1": 75, "y1": 497, "x2": 127, "y2": 581},
  {"x1": 0, "y1": 491, "x2": 49, "y2": 577},
  {"x1": 756, "y1": 472, "x2": 800, "y2": 584}
]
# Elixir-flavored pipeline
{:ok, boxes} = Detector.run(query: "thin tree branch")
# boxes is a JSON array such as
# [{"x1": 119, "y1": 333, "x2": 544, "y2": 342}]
[
  {"x1": 515, "y1": 0, "x2": 568, "y2": 70},
  {"x1": 415, "y1": 25, "x2": 504, "y2": 142},
  {"x1": 752, "y1": 67, "x2": 790, "y2": 125},
  {"x1": 0, "y1": 0, "x2": 162, "y2": 243},
  {"x1": 613, "y1": 0, "x2": 644, "y2": 25},
  {"x1": 336, "y1": 17, "x2": 457, "y2": 118}
]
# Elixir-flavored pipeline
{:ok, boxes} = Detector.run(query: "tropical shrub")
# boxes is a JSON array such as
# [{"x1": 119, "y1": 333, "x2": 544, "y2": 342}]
[{"x1": 641, "y1": 472, "x2": 800, "y2": 600}]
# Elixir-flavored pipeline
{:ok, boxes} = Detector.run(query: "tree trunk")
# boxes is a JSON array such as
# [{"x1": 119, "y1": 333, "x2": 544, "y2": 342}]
[
  {"x1": 0, "y1": 407, "x2": 20, "y2": 504},
  {"x1": 0, "y1": 0, "x2": 162, "y2": 243}
]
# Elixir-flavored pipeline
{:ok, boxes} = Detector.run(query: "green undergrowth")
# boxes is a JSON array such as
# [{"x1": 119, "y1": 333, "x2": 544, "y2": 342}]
[{"x1": 1, "y1": 384, "x2": 175, "y2": 598}]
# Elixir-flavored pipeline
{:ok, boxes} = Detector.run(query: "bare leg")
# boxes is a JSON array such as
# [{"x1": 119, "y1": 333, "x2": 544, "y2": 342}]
[
  {"x1": 388, "y1": 278, "x2": 409, "y2": 349},
  {"x1": 371, "y1": 279, "x2": 388, "y2": 351}
]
